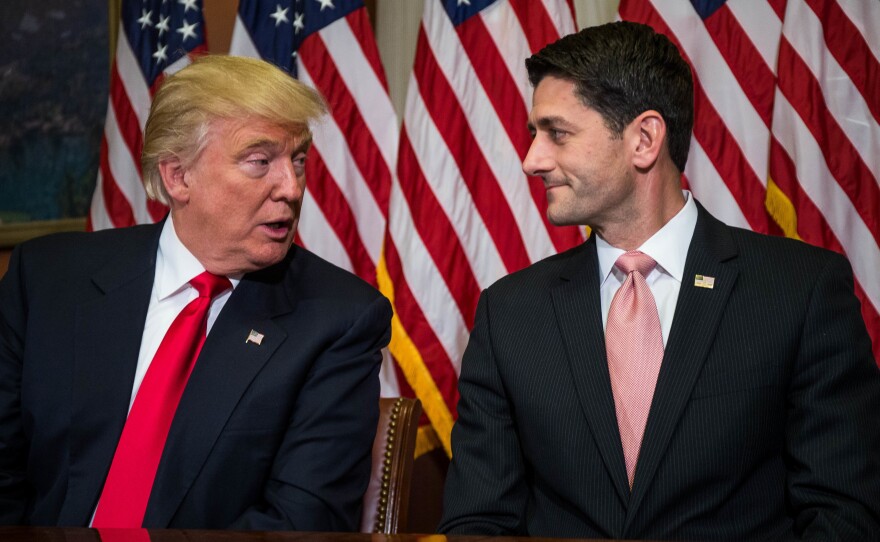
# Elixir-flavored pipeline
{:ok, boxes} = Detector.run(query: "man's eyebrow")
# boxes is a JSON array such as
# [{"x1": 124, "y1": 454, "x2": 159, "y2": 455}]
[
  {"x1": 235, "y1": 134, "x2": 313, "y2": 157},
  {"x1": 237, "y1": 138, "x2": 284, "y2": 156},
  {"x1": 530, "y1": 115, "x2": 573, "y2": 130}
]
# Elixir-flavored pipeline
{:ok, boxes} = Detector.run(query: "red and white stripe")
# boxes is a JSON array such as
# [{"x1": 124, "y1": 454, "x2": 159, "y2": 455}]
[
  {"x1": 385, "y1": 0, "x2": 584, "y2": 454},
  {"x1": 620, "y1": 0, "x2": 880, "y2": 360},
  {"x1": 230, "y1": 6, "x2": 401, "y2": 394},
  {"x1": 229, "y1": 9, "x2": 395, "y2": 286},
  {"x1": 769, "y1": 0, "x2": 880, "y2": 359},
  {"x1": 619, "y1": 0, "x2": 779, "y2": 233},
  {"x1": 89, "y1": 25, "x2": 197, "y2": 232}
]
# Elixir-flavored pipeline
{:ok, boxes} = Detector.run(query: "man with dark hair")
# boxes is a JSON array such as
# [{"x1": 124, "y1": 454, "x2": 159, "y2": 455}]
[
  {"x1": 439, "y1": 22, "x2": 880, "y2": 540},
  {"x1": 0, "y1": 55, "x2": 391, "y2": 530},
  {"x1": 524, "y1": 21, "x2": 694, "y2": 174}
]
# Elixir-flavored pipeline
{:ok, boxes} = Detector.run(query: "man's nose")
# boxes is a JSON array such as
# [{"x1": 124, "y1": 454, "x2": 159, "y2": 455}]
[
  {"x1": 522, "y1": 137, "x2": 553, "y2": 177},
  {"x1": 273, "y1": 161, "x2": 304, "y2": 202}
]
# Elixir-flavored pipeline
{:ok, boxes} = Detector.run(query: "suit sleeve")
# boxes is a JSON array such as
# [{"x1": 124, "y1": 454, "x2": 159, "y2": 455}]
[
  {"x1": 228, "y1": 294, "x2": 391, "y2": 532},
  {"x1": 786, "y1": 253, "x2": 880, "y2": 539},
  {"x1": 438, "y1": 292, "x2": 530, "y2": 535},
  {"x1": 0, "y1": 245, "x2": 30, "y2": 524}
]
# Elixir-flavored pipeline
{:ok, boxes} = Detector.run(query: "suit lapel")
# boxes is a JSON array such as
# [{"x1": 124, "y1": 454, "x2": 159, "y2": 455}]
[
  {"x1": 143, "y1": 256, "x2": 296, "y2": 527},
  {"x1": 551, "y1": 238, "x2": 631, "y2": 503},
  {"x1": 624, "y1": 206, "x2": 739, "y2": 528},
  {"x1": 60, "y1": 225, "x2": 161, "y2": 525}
]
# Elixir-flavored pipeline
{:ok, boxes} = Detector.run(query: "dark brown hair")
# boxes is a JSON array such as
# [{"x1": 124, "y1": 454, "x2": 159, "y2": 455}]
[{"x1": 526, "y1": 21, "x2": 694, "y2": 173}]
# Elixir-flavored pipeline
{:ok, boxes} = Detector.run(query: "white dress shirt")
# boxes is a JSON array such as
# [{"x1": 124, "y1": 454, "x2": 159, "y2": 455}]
[
  {"x1": 129, "y1": 218, "x2": 239, "y2": 410},
  {"x1": 597, "y1": 191, "x2": 698, "y2": 346}
]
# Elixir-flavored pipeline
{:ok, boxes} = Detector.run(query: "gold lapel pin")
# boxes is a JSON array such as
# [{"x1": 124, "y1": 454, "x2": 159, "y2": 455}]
[
  {"x1": 694, "y1": 274, "x2": 715, "y2": 289},
  {"x1": 246, "y1": 329, "x2": 265, "y2": 345}
]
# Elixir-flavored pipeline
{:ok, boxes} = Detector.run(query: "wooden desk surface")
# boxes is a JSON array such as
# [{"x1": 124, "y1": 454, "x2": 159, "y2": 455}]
[{"x1": 0, "y1": 528, "x2": 648, "y2": 542}]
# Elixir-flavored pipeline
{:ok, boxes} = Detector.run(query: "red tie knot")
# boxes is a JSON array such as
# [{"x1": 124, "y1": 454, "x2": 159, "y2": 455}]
[
  {"x1": 190, "y1": 271, "x2": 232, "y2": 299},
  {"x1": 615, "y1": 251, "x2": 657, "y2": 277}
]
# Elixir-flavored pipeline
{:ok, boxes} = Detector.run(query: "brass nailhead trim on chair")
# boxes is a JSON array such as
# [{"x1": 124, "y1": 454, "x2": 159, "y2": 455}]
[{"x1": 374, "y1": 397, "x2": 405, "y2": 533}]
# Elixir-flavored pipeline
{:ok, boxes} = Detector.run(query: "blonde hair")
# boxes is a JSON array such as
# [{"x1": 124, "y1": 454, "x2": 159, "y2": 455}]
[{"x1": 141, "y1": 55, "x2": 327, "y2": 204}]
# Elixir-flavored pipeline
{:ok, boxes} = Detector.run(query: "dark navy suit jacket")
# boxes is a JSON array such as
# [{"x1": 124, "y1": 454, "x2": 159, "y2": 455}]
[
  {"x1": 0, "y1": 222, "x2": 391, "y2": 530},
  {"x1": 440, "y1": 204, "x2": 880, "y2": 541}
]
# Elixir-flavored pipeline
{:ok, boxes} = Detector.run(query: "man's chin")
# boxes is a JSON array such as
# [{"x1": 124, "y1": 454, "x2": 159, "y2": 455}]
[
  {"x1": 233, "y1": 243, "x2": 293, "y2": 275},
  {"x1": 546, "y1": 210, "x2": 582, "y2": 227}
]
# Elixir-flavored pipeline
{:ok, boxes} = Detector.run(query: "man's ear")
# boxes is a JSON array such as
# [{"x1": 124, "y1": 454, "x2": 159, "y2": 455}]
[
  {"x1": 631, "y1": 110, "x2": 666, "y2": 170},
  {"x1": 158, "y1": 157, "x2": 190, "y2": 205}
]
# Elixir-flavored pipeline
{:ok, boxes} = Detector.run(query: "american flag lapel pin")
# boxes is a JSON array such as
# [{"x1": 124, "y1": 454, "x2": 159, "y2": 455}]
[
  {"x1": 246, "y1": 329, "x2": 265, "y2": 346},
  {"x1": 694, "y1": 274, "x2": 715, "y2": 289}
]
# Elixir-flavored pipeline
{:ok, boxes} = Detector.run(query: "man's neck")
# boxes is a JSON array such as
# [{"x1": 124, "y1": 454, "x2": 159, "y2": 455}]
[{"x1": 596, "y1": 176, "x2": 686, "y2": 250}]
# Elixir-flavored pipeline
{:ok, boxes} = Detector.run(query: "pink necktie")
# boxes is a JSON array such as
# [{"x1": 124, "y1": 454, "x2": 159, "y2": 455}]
[
  {"x1": 92, "y1": 271, "x2": 231, "y2": 527},
  {"x1": 606, "y1": 251, "x2": 663, "y2": 488}
]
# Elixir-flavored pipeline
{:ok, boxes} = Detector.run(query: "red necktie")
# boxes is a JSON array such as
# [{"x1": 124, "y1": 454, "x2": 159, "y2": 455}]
[
  {"x1": 605, "y1": 251, "x2": 663, "y2": 488},
  {"x1": 92, "y1": 271, "x2": 231, "y2": 527}
]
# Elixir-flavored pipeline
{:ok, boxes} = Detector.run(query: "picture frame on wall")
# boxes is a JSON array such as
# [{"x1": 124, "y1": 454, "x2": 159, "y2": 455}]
[{"x1": 0, "y1": 0, "x2": 110, "y2": 247}]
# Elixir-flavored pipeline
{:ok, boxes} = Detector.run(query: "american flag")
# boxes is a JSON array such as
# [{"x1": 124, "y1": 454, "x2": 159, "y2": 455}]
[
  {"x1": 229, "y1": 0, "x2": 395, "y2": 288},
  {"x1": 89, "y1": 0, "x2": 206, "y2": 231},
  {"x1": 380, "y1": 0, "x2": 584, "y2": 455},
  {"x1": 619, "y1": 0, "x2": 880, "y2": 362},
  {"x1": 229, "y1": 0, "x2": 401, "y2": 394}
]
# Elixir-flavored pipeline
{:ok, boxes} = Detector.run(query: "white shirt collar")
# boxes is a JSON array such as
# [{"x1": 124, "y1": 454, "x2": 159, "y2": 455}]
[
  {"x1": 155, "y1": 217, "x2": 210, "y2": 301},
  {"x1": 597, "y1": 190, "x2": 698, "y2": 284}
]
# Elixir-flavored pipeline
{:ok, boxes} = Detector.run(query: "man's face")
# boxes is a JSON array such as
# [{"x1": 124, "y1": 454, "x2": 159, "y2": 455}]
[
  {"x1": 173, "y1": 117, "x2": 310, "y2": 276},
  {"x1": 523, "y1": 76, "x2": 634, "y2": 230}
]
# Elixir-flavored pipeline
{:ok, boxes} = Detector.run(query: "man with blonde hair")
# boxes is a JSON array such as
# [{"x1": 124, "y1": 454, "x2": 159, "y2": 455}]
[{"x1": 0, "y1": 55, "x2": 391, "y2": 531}]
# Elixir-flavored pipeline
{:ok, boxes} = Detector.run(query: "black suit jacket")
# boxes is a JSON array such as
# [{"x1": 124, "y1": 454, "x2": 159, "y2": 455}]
[
  {"x1": 439, "y1": 205, "x2": 880, "y2": 541},
  {"x1": 0, "y1": 222, "x2": 392, "y2": 530}
]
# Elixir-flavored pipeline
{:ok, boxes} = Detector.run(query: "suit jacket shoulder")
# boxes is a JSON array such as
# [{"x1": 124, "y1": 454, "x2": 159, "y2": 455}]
[
  {"x1": 16, "y1": 224, "x2": 161, "y2": 277},
  {"x1": 485, "y1": 240, "x2": 594, "y2": 300},
  {"x1": 280, "y1": 245, "x2": 387, "y2": 307}
]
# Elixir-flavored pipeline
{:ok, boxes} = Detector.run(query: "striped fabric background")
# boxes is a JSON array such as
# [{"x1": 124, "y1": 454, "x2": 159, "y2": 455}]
[
  {"x1": 228, "y1": 0, "x2": 403, "y2": 395},
  {"x1": 379, "y1": 0, "x2": 584, "y2": 455},
  {"x1": 619, "y1": 0, "x2": 879, "y2": 366},
  {"x1": 88, "y1": 0, "x2": 206, "y2": 231}
]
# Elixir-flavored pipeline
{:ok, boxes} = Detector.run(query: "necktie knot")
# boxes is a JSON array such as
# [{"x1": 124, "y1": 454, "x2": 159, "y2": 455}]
[
  {"x1": 615, "y1": 251, "x2": 657, "y2": 277},
  {"x1": 190, "y1": 271, "x2": 231, "y2": 299}
]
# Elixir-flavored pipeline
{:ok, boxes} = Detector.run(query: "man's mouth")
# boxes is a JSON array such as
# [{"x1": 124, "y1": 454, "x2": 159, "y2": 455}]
[{"x1": 261, "y1": 219, "x2": 294, "y2": 238}]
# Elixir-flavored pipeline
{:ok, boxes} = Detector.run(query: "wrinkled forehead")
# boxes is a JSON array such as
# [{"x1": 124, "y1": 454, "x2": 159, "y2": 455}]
[{"x1": 205, "y1": 116, "x2": 312, "y2": 151}]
